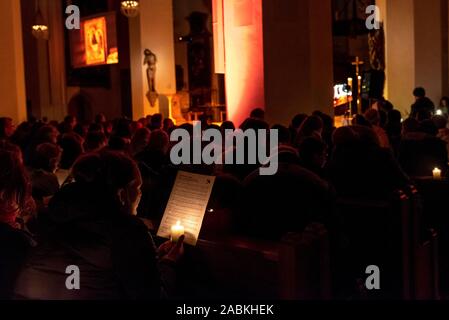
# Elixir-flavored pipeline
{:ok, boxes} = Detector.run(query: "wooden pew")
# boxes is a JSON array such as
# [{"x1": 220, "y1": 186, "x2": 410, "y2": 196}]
[
  {"x1": 406, "y1": 184, "x2": 440, "y2": 299},
  {"x1": 336, "y1": 190, "x2": 412, "y2": 299},
  {"x1": 336, "y1": 187, "x2": 440, "y2": 300},
  {"x1": 178, "y1": 223, "x2": 330, "y2": 300}
]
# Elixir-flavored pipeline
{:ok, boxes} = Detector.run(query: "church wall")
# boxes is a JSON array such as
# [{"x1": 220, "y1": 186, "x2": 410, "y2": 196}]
[
  {"x1": 414, "y1": 0, "x2": 443, "y2": 108},
  {"x1": 263, "y1": 0, "x2": 334, "y2": 125},
  {"x1": 0, "y1": 0, "x2": 27, "y2": 124},
  {"x1": 383, "y1": 0, "x2": 416, "y2": 116}
]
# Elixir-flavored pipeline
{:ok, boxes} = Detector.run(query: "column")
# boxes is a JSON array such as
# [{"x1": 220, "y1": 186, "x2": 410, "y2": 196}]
[
  {"x1": 379, "y1": 0, "x2": 448, "y2": 116},
  {"x1": 219, "y1": 0, "x2": 334, "y2": 127},
  {"x1": 129, "y1": 0, "x2": 177, "y2": 120},
  {"x1": 263, "y1": 0, "x2": 334, "y2": 125},
  {"x1": 0, "y1": 0, "x2": 27, "y2": 124}
]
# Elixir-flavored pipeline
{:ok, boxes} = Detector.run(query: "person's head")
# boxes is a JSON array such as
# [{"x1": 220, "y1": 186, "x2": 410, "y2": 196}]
[
  {"x1": 415, "y1": 108, "x2": 432, "y2": 122},
  {"x1": 364, "y1": 109, "x2": 381, "y2": 126},
  {"x1": 402, "y1": 118, "x2": 420, "y2": 135},
  {"x1": 221, "y1": 121, "x2": 235, "y2": 132},
  {"x1": 271, "y1": 124, "x2": 291, "y2": 145},
  {"x1": 240, "y1": 118, "x2": 269, "y2": 131},
  {"x1": 313, "y1": 112, "x2": 334, "y2": 132},
  {"x1": 95, "y1": 113, "x2": 106, "y2": 124},
  {"x1": 114, "y1": 119, "x2": 132, "y2": 139},
  {"x1": 298, "y1": 136, "x2": 328, "y2": 170},
  {"x1": 440, "y1": 97, "x2": 449, "y2": 108},
  {"x1": 31, "y1": 143, "x2": 62, "y2": 173},
  {"x1": 419, "y1": 119, "x2": 438, "y2": 136},
  {"x1": 291, "y1": 114, "x2": 308, "y2": 130},
  {"x1": 332, "y1": 126, "x2": 358, "y2": 148},
  {"x1": 0, "y1": 117, "x2": 15, "y2": 139},
  {"x1": 163, "y1": 118, "x2": 175, "y2": 132},
  {"x1": 351, "y1": 114, "x2": 372, "y2": 128},
  {"x1": 297, "y1": 115, "x2": 324, "y2": 139},
  {"x1": 88, "y1": 123, "x2": 104, "y2": 134},
  {"x1": 84, "y1": 131, "x2": 107, "y2": 152},
  {"x1": 147, "y1": 129, "x2": 169, "y2": 154},
  {"x1": 150, "y1": 113, "x2": 163, "y2": 130},
  {"x1": 64, "y1": 115, "x2": 77, "y2": 129},
  {"x1": 131, "y1": 128, "x2": 151, "y2": 155},
  {"x1": 432, "y1": 115, "x2": 448, "y2": 130},
  {"x1": 36, "y1": 125, "x2": 59, "y2": 145},
  {"x1": 72, "y1": 151, "x2": 142, "y2": 216},
  {"x1": 413, "y1": 87, "x2": 426, "y2": 99},
  {"x1": 0, "y1": 147, "x2": 32, "y2": 225},
  {"x1": 351, "y1": 125, "x2": 380, "y2": 147},
  {"x1": 74, "y1": 123, "x2": 88, "y2": 138},
  {"x1": 59, "y1": 133, "x2": 84, "y2": 170},
  {"x1": 250, "y1": 108, "x2": 265, "y2": 120}
]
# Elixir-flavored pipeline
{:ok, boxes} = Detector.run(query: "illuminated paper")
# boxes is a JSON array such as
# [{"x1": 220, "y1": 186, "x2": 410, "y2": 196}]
[{"x1": 157, "y1": 171, "x2": 216, "y2": 246}]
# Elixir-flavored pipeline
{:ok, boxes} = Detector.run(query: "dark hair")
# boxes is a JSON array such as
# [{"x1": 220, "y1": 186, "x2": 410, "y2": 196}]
[
  {"x1": 59, "y1": 133, "x2": 84, "y2": 170},
  {"x1": 402, "y1": 118, "x2": 420, "y2": 133},
  {"x1": 419, "y1": 119, "x2": 438, "y2": 136},
  {"x1": 250, "y1": 108, "x2": 265, "y2": 120},
  {"x1": 298, "y1": 136, "x2": 327, "y2": 161},
  {"x1": 95, "y1": 113, "x2": 106, "y2": 124},
  {"x1": 432, "y1": 115, "x2": 448, "y2": 130},
  {"x1": 297, "y1": 116, "x2": 323, "y2": 138},
  {"x1": 147, "y1": 129, "x2": 169, "y2": 153},
  {"x1": 352, "y1": 114, "x2": 372, "y2": 128},
  {"x1": 413, "y1": 87, "x2": 426, "y2": 98},
  {"x1": 221, "y1": 121, "x2": 235, "y2": 132},
  {"x1": 0, "y1": 146, "x2": 33, "y2": 217},
  {"x1": 272, "y1": 124, "x2": 291, "y2": 144},
  {"x1": 89, "y1": 123, "x2": 104, "y2": 133},
  {"x1": 150, "y1": 114, "x2": 163, "y2": 130},
  {"x1": 72, "y1": 150, "x2": 139, "y2": 194},
  {"x1": 30, "y1": 143, "x2": 62, "y2": 172},
  {"x1": 84, "y1": 131, "x2": 107, "y2": 152},
  {"x1": 291, "y1": 114, "x2": 308, "y2": 130},
  {"x1": 0, "y1": 117, "x2": 13, "y2": 138}
]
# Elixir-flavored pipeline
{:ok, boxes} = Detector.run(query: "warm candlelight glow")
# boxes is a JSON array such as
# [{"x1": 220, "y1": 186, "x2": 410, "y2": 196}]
[
  {"x1": 433, "y1": 168, "x2": 442, "y2": 180},
  {"x1": 121, "y1": 1, "x2": 140, "y2": 18},
  {"x1": 171, "y1": 221, "x2": 185, "y2": 243}
]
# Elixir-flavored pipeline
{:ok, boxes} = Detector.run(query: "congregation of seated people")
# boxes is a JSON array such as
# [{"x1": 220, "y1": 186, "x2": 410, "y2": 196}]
[{"x1": 1, "y1": 86, "x2": 449, "y2": 300}]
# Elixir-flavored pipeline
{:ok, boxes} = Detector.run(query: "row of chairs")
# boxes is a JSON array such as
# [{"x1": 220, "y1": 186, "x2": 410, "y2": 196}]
[{"x1": 178, "y1": 185, "x2": 439, "y2": 300}]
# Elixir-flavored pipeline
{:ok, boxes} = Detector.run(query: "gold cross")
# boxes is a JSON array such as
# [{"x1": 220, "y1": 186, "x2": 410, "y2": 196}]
[{"x1": 351, "y1": 56, "x2": 364, "y2": 76}]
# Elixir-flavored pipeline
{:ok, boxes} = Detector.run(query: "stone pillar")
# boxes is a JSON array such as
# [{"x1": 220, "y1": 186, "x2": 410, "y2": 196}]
[
  {"x1": 378, "y1": 0, "x2": 448, "y2": 116},
  {"x1": 0, "y1": 0, "x2": 27, "y2": 124},
  {"x1": 263, "y1": 0, "x2": 334, "y2": 125},
  {"x1": 129, "y1": 0, "x2": 177, "y2": 120},
  {"x1": 218, "y1": 0, "x2": 334, "y2": 127}
]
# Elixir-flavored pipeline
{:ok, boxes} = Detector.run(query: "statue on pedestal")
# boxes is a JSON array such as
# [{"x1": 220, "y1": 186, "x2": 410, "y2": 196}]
[{"x1": 144, "y1": 49, "x2": 158, "y2": 107}]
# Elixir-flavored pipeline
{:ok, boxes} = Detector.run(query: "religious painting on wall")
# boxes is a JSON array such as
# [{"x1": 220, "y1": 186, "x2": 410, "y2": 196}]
[{"x1": 84, "y1": 17, "x2": 107, "y2": 66}]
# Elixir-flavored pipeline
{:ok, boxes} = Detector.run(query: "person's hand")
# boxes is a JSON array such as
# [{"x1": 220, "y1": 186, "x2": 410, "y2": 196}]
[{"x1": 158, "y1": 235, "x2": 185, "y2": 264}]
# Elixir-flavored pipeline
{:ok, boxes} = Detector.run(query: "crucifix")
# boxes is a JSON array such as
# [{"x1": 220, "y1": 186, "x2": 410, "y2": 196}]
[
  {"x1": 351, "y1": 56, "x2": 364, "y2": 76},
  {"x1": 351, "y1": 56, "x2": 364, "y2": 114}
]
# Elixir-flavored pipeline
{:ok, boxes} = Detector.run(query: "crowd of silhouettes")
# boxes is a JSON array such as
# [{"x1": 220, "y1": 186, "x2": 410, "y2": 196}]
[{"x1": 1, "y1": 86, "x2": 449, "y2": 299}]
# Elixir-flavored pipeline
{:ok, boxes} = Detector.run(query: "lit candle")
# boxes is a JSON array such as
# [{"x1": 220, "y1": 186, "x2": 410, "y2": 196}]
[
  {"x1": 347, "y1": 77, "x2": 353, "y2": 89},
  {"x1": 171, "y1": 221, "x2": 185, "y2": 243},
  {"x1": 433, "y1": 168, "x2": 442, "y2": 180}
]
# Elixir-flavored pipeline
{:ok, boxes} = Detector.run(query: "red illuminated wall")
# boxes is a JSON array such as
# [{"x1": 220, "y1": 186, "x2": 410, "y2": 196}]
[{"x1": 221, "y1": 0, "x2": 265, "y2": 127}]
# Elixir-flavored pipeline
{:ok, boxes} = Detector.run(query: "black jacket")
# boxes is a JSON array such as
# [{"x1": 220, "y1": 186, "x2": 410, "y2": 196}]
[
  {"x1": 14, "y1": 183, "x2": 171, "y2": 300},
  {"x1": 0, "y1": 223, "x2": 35, "y2": 300}
]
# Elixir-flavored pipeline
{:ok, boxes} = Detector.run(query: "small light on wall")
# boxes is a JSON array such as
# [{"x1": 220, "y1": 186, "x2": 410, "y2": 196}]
[
  {"x1": 121, "y1": 1, "x2": 140, "y2": 18},
  {"x1": 32, "y1": 1, "x2": 49, "y2": 40}
]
